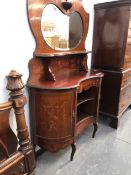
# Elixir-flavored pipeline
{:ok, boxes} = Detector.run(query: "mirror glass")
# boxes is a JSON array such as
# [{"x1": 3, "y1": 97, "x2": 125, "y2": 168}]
[{"x1": 41, "y1": 4, "x2": 83, "y2": 50}]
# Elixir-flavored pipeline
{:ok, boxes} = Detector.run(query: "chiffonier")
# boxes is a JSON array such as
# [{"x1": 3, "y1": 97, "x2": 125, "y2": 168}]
[
  {"x1": 27, "y1": 0, "x2": 103, "y2": 160},
  {"x1": 92, "y1": 0, "x2": 131, "y2": 129}
]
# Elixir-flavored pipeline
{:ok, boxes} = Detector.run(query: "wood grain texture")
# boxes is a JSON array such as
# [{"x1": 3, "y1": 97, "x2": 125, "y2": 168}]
[
  {"x1": 27, "y1": 0, "x2": 89, "y2": 56},
  {"x1": 0, "y1": 70, "x2": 36, "y2": 175},
  {"x1": 92, "y1": 0, "x2": 131, "y2": 129},
  {"x1": 27, "y1": 0, "x2": 103, "y2": 160}
]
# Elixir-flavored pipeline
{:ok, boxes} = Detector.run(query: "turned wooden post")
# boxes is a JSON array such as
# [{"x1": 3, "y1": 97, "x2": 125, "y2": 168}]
[
  {"x1": 6, "y1": 70, "x2": 35, "y2": 172},
  {"x1": 6, "y1": 70, "x2": 30, "y2": 151}
]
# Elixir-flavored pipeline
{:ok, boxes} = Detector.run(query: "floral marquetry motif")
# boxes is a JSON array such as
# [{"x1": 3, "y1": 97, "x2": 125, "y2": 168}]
[{"x1": 35, "y1": 91, "x2": 74, "y2": 139}]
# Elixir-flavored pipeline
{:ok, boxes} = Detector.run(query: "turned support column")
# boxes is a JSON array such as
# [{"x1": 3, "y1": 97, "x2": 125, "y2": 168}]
[
  {"x1": 6, "y1": 70, "x2": 30, "y2": 151},
  {"x1": 6, "y1": 70, "x2": 35, "y2": 172}
]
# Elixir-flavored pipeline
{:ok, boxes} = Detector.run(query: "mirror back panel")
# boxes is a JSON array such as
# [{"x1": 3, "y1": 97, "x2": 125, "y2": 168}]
[{"x1": 27, "y1": 0, "x2": 89, "y2": 56}]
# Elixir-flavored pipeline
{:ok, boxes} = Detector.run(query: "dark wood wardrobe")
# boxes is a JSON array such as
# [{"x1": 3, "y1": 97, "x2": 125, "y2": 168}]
[
  {"x1": 27, "y1": 0, "x2": 103, "y2": 160},
  {"x1": 92, "y1": 0, "x2": 131, "y2": 129}
]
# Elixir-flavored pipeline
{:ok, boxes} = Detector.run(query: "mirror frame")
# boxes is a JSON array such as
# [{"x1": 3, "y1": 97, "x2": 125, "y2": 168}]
[{"x1": 27, "y1": 0, "x2": 89, "y2": 56}]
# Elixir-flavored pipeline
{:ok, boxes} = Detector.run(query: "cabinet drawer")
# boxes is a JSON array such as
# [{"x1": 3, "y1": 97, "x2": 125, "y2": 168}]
[
  {"x1": 121, "y1": 71, "x2": 131, "y2": 88},
  {"x1": 119, "y1": 84, "x2": 131, "y2": 113},
  {"x1": 121, "y1": 69, "x2": 131, "y2": 88},
  {"x1": 77, "y1": 78, "x2": 100, "y2": 93},
  {"x1": 119, "y1": 88, "x2": 128, "y2": 113}
]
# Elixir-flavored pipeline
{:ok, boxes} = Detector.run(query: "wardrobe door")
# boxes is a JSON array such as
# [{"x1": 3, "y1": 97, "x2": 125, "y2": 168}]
[{"x1": 92, "y1": 5, "x2": 130, "y2": 70}]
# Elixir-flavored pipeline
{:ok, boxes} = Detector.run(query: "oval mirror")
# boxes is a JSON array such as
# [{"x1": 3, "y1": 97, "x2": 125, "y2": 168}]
[{"x1": 41, "y1": 4, "x2": 83, "y2": 50}]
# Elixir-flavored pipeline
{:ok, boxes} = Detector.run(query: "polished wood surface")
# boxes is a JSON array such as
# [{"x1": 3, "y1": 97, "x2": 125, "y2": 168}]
[
  {"x1": 27, "y1": 0, "x2": 89, "y2": 56},
  {"x1": 0, "y1": 101, "x2": 17, "y2": 162},
  {"x1": 27, "y1": 0, "x2": 103, "y2": 160},
  {"x1": 92, "y1": 0, "x2": 131, "y2": 129},
  {"x1": 92, "y1": 3, "x2": 130, "y2": 70},
  {"x1": 0, "y1": 70, "x2": 35, "y2": 175},
  {"x1": 27, "y1": 59, "x2": 102, "y2": 88}
]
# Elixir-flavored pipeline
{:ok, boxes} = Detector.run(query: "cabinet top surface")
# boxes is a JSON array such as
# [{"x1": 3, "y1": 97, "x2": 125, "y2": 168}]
[{"x1": 27, "y1": 70, "x2": 103, "y2": 90}]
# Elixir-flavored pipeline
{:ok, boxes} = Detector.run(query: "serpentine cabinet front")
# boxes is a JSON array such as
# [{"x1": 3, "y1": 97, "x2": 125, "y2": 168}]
[
  {"x1": 27, "y1": 0, "x2": 103, "y2": 160},
  {"x1": 28, "y1": 88, "x2": 76, "y2": 153}
]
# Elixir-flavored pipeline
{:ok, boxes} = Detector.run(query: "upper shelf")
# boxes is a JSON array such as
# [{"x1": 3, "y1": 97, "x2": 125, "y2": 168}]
[{"x1": 34, "y1": 50, "x2": 91, "y2": 57}]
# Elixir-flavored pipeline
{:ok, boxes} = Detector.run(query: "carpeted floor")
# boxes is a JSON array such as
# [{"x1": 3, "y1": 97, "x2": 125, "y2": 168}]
[{"x1": 32, "y1": 108, "x2": 131, "y2": 175}]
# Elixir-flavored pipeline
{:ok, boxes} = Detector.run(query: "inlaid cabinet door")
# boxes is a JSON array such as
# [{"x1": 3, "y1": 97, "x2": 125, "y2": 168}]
[{"x1": 34, "y1": 89, "x2": 76, "y2": 141}]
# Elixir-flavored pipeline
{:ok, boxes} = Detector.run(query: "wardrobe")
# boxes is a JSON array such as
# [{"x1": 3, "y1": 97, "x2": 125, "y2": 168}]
[{"x1": 92, "y1": 0, "x2": 131, "y2": 129}]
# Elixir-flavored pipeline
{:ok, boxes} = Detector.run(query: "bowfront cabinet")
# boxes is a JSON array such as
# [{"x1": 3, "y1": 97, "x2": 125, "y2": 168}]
[
  {"x1": 92, "y1": 0, "x2": 131, "y2": 129},
  {"x1": 29, "y1": 88, "x2": 76, "y2": 152}
]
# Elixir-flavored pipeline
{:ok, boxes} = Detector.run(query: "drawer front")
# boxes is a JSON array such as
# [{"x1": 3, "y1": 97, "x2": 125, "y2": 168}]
[
  {"x1": 124, "y1": 55, "x2": 131, "y2": 69},
  {"x1": 119, "y1": 84, "x2": 131, "y2": 113},
  {"x1": 119, "y1": 88, "x2": 127, "y2": 113},
  {"x1": 121, "y1": 69, "x2": 131, "y2": 88},
  {"x1": 77, "y1": 78, "x2": 100, "y2": 93}
]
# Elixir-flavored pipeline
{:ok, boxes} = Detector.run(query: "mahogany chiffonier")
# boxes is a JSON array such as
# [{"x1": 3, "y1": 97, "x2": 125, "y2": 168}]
[
  {"x1": 27, "y1": 0, "x2": 103, "y2": 160},
  {"x1": 92, "y1": 0, "x2": 131, "y2": 129}
]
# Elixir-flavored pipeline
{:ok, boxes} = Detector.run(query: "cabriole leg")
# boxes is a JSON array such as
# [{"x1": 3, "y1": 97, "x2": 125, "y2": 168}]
[
  {"x1": 70, "y1": 143, "x2": 76, "y2": 161},
  {"x1": 92, "y1": 123, "x2": 98, "y2": 138}
]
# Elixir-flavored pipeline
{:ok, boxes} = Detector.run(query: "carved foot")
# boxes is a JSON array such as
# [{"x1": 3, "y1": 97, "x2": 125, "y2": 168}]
[
  {"x1": 92, "y1": 123, "x2": 98, "y2": 138},
  {"x1": 70, "y1": 143, "x2": 76, "y2": 161},
  {"x1": 110, "y1": 118, "x2": 119, "y2": 129}
]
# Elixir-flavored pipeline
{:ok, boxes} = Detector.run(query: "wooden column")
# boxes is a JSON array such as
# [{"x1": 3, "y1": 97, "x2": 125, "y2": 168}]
[{"x1": 6, "y1": 70, "x2": 36, "y2": 173}]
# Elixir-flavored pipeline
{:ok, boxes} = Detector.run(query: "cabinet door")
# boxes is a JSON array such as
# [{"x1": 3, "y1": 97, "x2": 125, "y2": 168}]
[
  {"x1": 33, "y1": 89, "x2": 76, "y2": 151},
  {"x1": 92, "y1": 5, "x2": 130, "y2": 70}
]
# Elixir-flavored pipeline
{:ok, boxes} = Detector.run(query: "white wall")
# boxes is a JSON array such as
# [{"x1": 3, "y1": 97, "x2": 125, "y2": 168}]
[
  {"x1": 0, "y1": 0, "x2": 35, "y2": 132},
  {"x1": 0, "y1": 0, "x2": 119, "y2": 132}
]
